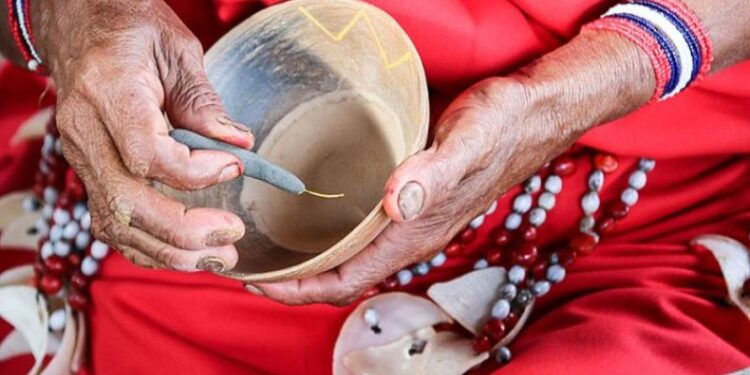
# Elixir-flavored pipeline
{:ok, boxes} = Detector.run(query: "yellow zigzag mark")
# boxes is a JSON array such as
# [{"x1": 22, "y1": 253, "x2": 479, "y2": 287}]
[{"x1": 298, "y1": 6, "x2": 413, "y2": 70}]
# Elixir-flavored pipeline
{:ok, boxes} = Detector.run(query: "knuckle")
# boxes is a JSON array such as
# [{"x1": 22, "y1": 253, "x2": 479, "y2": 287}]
[
  {"x1": 172, "y1": 71, "x2": 222, "y2": 114},
  {"x1": 120, "y1": 137, "x2": 155, "y2": 177}
]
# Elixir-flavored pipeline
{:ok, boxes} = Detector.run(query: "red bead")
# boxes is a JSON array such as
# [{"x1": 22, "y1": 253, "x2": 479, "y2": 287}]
[
  {"x1": 552, "y1": 157, "x2": 576, "y2": 177},
  {"x1": 67, "y1": 290, "x2": 89, "y2": 311},
  {"x1": 482, "y1": 319, "x2": 507, "y2": 342},
  {"x1": 520, "y1": 224, "x2": 538, "y2": 242},
  {"x1": 67, "y1": 253, "x2": 82, "y2": 268},
  {"x1": 607, "y1": 201, "x2": 630, "y2": 219},
  {"x1": 45, "y1": 171, "x2": 59, "y2": 186},
  {"x1": 558, "y1": 249, "x2": 577, "y2": 267},
  {"x1": 33, "y1": 258, "x2": 46, "y2": 276},
  {"x1": 444, "y1": 243, "x2": 463, "y2": 257},
  {"x1": 511, "y1": 242, "x2": 538, "y2": 267},
  {"x1": 362, "y1": 287, "x2": 380, "y2": 299},
  {"x1": 472, "y1": 334, "x2": 493, "y2": 353},
  {"x1": 596, "y1": 216, "x2": 617, "y2": 235},
  {"x1": 531, "y1": 260, "x2": 548, "y2": 280},
  {"x1": 382, "y1": 276, "x2": 399, "y2": 290},
  {"x1": 56, "y1": 191, "x2": 72, "y2": 209},
  {"x1": 486, "y1": 248, "x2": 503, "y2": 265},
  {"x1": 570, "y1": 232, "x2": 599, "y2": 256},
  {"x1": 492, "y1": 228, "x2": 513, "y2": 247},
  {"x1": 594, "y1": 153, "x2": 618, "y2": 173},
  {"x1": 742, "y1": 278, "x2": 750, "y2": 299},
  {"x1": 458, "y1": 228, "x2": 477, "y2": 244},
  {"x1": 39, "y1": 274, "x2": 62, "y2": 295},
  {"x1": 70, "y1": 271, "x2": 89, "y2": 290},
  {"x1": 44, "y1": 255, "x2": 68, "y2": 276},
  {"x1": 505, "y1": 312, "x2": 520, "y2": 329}
]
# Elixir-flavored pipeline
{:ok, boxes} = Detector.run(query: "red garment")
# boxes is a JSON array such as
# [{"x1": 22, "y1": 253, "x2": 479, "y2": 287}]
[{"x1": 1, "y1": 0, "x2": 750, "y2": 374}]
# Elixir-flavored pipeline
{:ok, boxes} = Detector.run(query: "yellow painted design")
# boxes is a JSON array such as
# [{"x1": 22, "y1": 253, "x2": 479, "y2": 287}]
[{"x1": 298, "y1": 6, "x2": 413, "y2": 70}]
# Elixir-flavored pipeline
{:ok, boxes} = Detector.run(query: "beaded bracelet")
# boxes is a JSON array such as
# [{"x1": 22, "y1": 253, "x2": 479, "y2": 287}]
[
  {"x1": 583, "y1": 0, "x2": 713, "y2": 102},
  {"x1": 5, "y1": 0, "x2": 45, "y2": 72}
]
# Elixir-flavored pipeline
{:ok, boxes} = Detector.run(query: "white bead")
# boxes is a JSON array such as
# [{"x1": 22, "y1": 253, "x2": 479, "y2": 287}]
[
  {"x1": 42, "y1": 205, "x2": 53, "y2": 220},
  {"x1": 48, "y1": 309, "x2": 66, "y2": 331},
  {"x1": 512, "y1": 194, "x2": 533, "y2": 213},
  {"x1": 524, "y1": 175, "x2": 542, "y2": 193},
  {"x1": 474, "y1": 258, "x2": 489, "y2": 270},
  {"x1": 538, "y1": 192, "x2": 556, "y2": 211},
  {"x1": 53, "y1": 209, "x2": 70, "y2": 225},
  {"x1": 588, "y1": 170, "x2": 605, "y2": 192},
  {"x1": 53, "y1": 241, "x2": 71, "y2": 257},
  {"x1": 396, "y1": 269, "x2": 413, "y2": 286},
  {"x1": 544, "y1": 175, "x2": 563, "y2": 194},
  {"x1": 629, "y1": 170, "x2": 647, "y2": 190},
  {"x1": 469, "y1": 214, "x2": 485, "y2": 229},
  {"x1": 73, "y1": 203, "x2": 88, "y2": 220},
  {"x1": 579, "y1": 215, "x2": 595, "y2": 232},
  {"x1": 90, "y1": 240, "x2": 109, "y2": 259},
  {"x1": 81, "y1": 256, "x2": 99, "y2": 276},
  {"x1": 621, "y1": 187, "x2": 639, "y2": 206},
  {"x1": 42, "y1": 135, "x2": 54, "y2": 156},
  {"x1": 40, "y1": 241, "x2": 53, "y2": 259},
  {"x1": 34, "y1": 218, "x2": 49, "y2": 237},
  {"x1": 490, "y1": 299, "x2": 511, "y2": 320},
  {"x1": 39, "y1": 160, "x2": 49, "y2": 174},
  {"x1": 49, "y1": 224, "x2": 63, "y2": 242},
  {"x1": 581, "y1": 191, "x2": 600, "y2": 215},
  {"x1": 22, "y1": 198, "x2": 39, "y2": 212},
  {"x1": 27, "y1": 59, "x2": 39, "y2": 71},
  {"x1": 62, "y1": 221, "x2": 80, "y2": 240},
  {"x1": 364, "y1": 308, "x2": 379, "y2": 327},
  {"x1": 639, "y1": 158, "x2": 655, "y2": 172},
  {"x1": 43, "y1": 187, "x2": 58, "y2": 204},
  {"x1": 508, "y1": 265, "x2": 526, "y2": 284},
  {"x1": 80, "y1": 211, "x2": 91, "y2": 230},
  {"x1": 413, "y1": 262, "x2": 430, "y2": 276},
  {"x1": 430, "y1": 252, "x2": 447, "y2": 267},
  {"x1": 75, "y1": 231, "x2": 91, "y2": 250},
  {"x1": 528, "y1": 208, "x2": 547, "y2": 227},
  {"x1": 485, "y1": 201, "x2": 498, "y2": 215},
  {"x1": 504, "y1": 213, "x2": 522, "y2": 230}
]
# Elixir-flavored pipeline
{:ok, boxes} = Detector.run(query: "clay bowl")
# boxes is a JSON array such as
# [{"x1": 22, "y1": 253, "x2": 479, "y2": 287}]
[{"x1": 161, "y1": 0, "x2": 429, "y2": 282}]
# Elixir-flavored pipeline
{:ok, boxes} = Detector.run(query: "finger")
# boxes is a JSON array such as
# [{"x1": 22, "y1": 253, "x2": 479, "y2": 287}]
[
  {"x1": 59, "y1": 103, "x2": 245, "y2": 251},
  {"x1": 94, "y1": 77, "x2": 244, "y2": 190},
  {"x1": 163, "y1": 40, "x2": 254, "y2": 150},
  {"x1": 383, "y1": 127, "x2": 486, "y2": 222},
  {"x1": 118, "y1": 245, "x2": 165, "y2": 269}
]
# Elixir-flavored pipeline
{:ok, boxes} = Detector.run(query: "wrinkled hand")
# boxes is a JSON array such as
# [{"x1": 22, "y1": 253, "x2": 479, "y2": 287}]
[
  {"x1": 249, "y1": 77, "x2": 583, "y2": 305},
  {"x1": 34, "y1": 0, "x2": 254, "y2": 271}
]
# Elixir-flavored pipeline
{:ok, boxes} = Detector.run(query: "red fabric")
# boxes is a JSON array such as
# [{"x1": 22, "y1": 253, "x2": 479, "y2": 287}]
[{"x1": 1, "y1": 0, "x2": 750, "y2": 374}]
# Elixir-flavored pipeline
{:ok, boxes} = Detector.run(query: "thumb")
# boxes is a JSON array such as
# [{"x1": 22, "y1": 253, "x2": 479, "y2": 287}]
[
  {"x1": 164, "y1": 50, "x2": 255, "y2": 150},
  {"x1": 383, "y1": 133, "x2": 480, "y2": 222}
]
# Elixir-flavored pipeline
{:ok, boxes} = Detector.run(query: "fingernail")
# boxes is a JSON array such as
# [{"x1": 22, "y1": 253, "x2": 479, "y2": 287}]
[
  {"x1": 206, "y1": 228, "x2": 242, "y2": 247},
  {"x1": 245, "y1": 284, "x2": 265, "y2": 296},
  {"x1": 196, "y1": 256, "x2": 227, "y2": 273},
  {"x1": 218, "y1": 116, "x2": 251, "y2": 134},
  {"x1": 397, "y1": 181, "x2": 425, "y2": 221},
  {"x1": 219, "y1": 164, "x2": 241, "y2": 182}
]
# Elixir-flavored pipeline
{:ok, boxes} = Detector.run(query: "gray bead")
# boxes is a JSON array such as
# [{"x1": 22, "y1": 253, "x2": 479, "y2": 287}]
[
  {"x1": 22, "y1": 197, "x2": 39, "y2": 213},
  {"x1": 75, "y1": 231, "x2": 91, "y2": 250},
  {"x1": 504, "y1": 213, "x2": 522, "y2": 230},
  {"x1": 538, "y1": 192, "x2": 556, "y2": 211},
  {"x1": 485, "y1": 201, "x2": 498, "y2": 215},
  {"x1": 514, "y1": 289, "x2": 533, "y2": 306},
  {"x1": 40, "y1": 241, "x2": 53, "y2": 259},
  {"x1": 73, "y1": 203, "x2": 88, "y2": 220},
  {"x1": 549, "y1": 253, "x2": 560, "y2": 264},
  {"x1": 474, "y1": 258, "x2": 489, "y2": 270},
  {"x1": 581, "y1": 191, "x2": 601, "y2": 215},
  {"x1": 588, "y1": 170, "x2": 605, "y2": 192},
  {"x1": 508, "y1": 265, "x2": 526, "y2": 285},
  {"x1": 469, "y1": 214, "x2": 485, "y2": 229},
  {"x1": 494, "y1": 346, "x2": 512, "y2": 363},
  {"x1": 512, "y1": 193, "x2": 533, "y2": 213},
  {"x1": 53, "y1": 241, "x2": 71, "y2": 257},
  {"x1": 62, "y1": 221, "x2": 80, "y2": 240},
  {"x1": 628, "y1": 170, "x2": 647, "y2": 190},
  {"x1": 546, "y1": 264, "x2": 566, "y2": 283},
  {"x1": 43, "y1": 187, "x2": 58, "y2": 205},
  {"x1": 500, "y1": 283, "x2": 517, "y2": 300},
  {"x1": 53, "y1": 208, "x2": 70, "y2": 225},
  {"x1": 531, "y1": 281, "x2": 551, "y2": 296},
  {"x1": 639, "y1": 158, "x2": 656, "y2": 172},
  {"x1": 528, "y1": 208, "x2": 547, "y2": 227},
  {"x1": 579, "y1": 215, "x2": 595, "y2": 232},
  {"x1": 49, "y1": 224, "x2": 63, "y2": 242},
  {"x1": 430, "y1": 252, "x2": 447, "y2": 267},
  {"x1": 413, "y1": 262, "x2": 430, "y2": 276},
  {"x1": 544, "y1": 175, "x2": 563, "y2": 194},
  {"x1": 524, "y1": 175, "x2": 542, "y2": 193},
  {"x1": 42, "y1": 205, "x2": 53, "y2": 220},
  {"x1": 396, "y1": 270, "x2": 413, "y2": 286},
  {"x1": 491, "y1": 299, "x2": 511, "y2": 320},
  {"x1": 80, "y1": 211, "x2": 91, "y2": 230},
  {"x1": 621, "y1": 187, "x2": 639, "y2": 206}
]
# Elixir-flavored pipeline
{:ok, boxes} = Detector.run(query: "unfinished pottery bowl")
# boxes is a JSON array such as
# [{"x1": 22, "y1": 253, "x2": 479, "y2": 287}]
[{"x1": 161, "y1": 0, "x2": 429, "y2": 282}]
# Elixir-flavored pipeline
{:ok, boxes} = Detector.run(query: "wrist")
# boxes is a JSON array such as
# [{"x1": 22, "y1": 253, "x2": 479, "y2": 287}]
[{"x1": 517, "y1": 30, "x2": 655, "y2": 134}]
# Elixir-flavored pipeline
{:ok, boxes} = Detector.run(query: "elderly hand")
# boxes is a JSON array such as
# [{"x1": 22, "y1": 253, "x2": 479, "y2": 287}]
[
  {"x1": 33, "y1": 0, "x2": 253, "y2": 271},
  {"x1": 249, "y1": 32, "x2": 654, "y2": 305}
]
